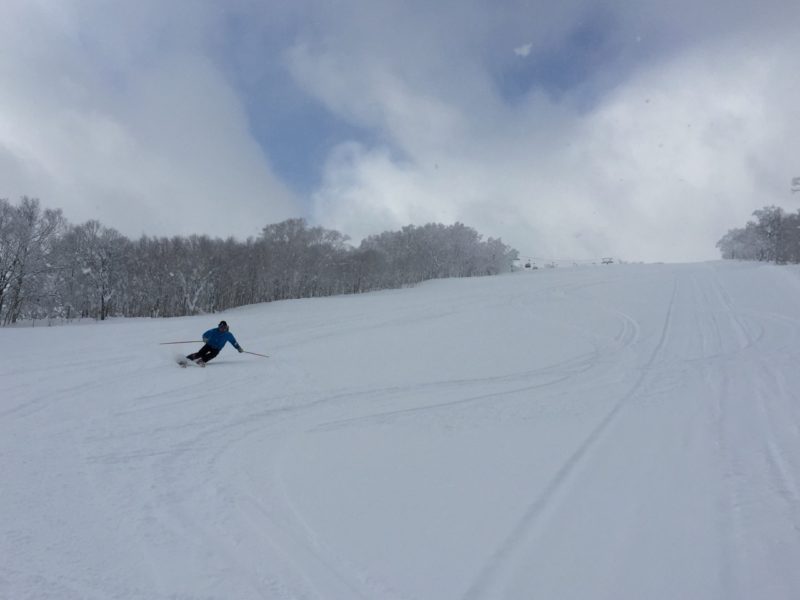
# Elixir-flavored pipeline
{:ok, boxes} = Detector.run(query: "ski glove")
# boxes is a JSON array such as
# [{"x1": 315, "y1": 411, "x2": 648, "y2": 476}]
[{"x1": 238, "y1": 347, "x2": 244, "y2": 353}]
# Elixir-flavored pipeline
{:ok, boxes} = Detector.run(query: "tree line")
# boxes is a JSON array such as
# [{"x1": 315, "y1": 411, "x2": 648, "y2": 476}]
[
  {"x1": 0, "y1": 197, "x2": 518, "y2": 325},
  {"x1": 717, "y1": 205, "x2": 800, "y2": 263}
]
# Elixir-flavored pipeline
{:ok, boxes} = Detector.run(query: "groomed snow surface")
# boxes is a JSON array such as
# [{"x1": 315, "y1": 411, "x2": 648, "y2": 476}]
[{"x1": 2, "y1": 261, "x2": 800, "y2": 600}]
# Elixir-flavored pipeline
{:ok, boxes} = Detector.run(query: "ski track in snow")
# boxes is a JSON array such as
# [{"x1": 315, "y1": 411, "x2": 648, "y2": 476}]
[
  {"x1": 461, "y1": 277, "x2": 680, "y2": 600},
  {"x1": 2, "y1": 262, "x2": 800, "y2": 599}
]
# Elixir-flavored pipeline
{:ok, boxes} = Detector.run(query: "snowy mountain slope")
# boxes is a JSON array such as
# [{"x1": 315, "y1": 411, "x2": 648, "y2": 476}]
[{"x1": 2, "y1": 261, "x2": 799, "y2": 599}]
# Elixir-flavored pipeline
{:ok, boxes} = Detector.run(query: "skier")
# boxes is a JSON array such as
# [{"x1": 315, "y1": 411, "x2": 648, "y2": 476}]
[{"x1": 184, "y1": 321, "x2": 243, "y2": 366}]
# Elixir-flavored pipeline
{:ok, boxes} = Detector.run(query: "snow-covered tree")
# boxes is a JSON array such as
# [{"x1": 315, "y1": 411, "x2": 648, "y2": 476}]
[
  {"x1": 0, "y1": 198, "x2": 518, "y2": 324},
  {"x1": 717, "y1": 206, "x2": 800, "y2": 264},
  {"x1": 58, "y1": 221, "x2": 128, "y2": 320},
  {"x1": 0, "y1": 197, "x2": 63, "y2": 324}
]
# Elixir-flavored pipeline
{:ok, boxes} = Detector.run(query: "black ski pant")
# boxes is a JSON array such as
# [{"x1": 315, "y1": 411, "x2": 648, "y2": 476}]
[{"x1": 187, "y1": 344, "x2": 221, "y2": 363}]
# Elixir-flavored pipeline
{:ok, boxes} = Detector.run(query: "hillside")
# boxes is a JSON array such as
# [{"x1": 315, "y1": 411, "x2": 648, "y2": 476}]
[{"x1": 2, "y1": 261, "x2": 799, "y2": 599}]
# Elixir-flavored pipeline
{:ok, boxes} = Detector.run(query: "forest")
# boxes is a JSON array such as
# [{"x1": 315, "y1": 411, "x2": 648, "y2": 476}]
[
  {"x1": 0, "y1": 197, "x2": 518, "y2": 325},
  {"x1": 717, "y1": 205, "x2": 800, "y2": 264}
]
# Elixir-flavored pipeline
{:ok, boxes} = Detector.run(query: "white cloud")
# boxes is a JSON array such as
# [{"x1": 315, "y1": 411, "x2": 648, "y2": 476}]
[
  {"x1": 514, "y1": 43, "x2": 533, "y2": 57},
  {"x1": 296, "y1": 23, "x2": 800, "y2": 262},
  {"x1": 3, "y1": 0, "x2": 799, "y2": 262},
  {"x1": 0, "y1": 1, "x2": 300, "y2": 239}
]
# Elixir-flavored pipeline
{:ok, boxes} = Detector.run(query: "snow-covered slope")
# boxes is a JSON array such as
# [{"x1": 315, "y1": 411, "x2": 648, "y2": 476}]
[{"x1": 2, "y1": 261, "x2": 800, "y2": 599}]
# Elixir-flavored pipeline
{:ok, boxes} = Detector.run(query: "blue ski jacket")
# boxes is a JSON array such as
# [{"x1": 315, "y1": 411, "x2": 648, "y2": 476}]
[{"x1": 203, "y1": 327, "x2": 242, "y2": 351}]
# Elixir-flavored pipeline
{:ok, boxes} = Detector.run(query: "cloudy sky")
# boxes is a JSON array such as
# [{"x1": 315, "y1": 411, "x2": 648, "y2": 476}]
[{"x1": 2, "y1": 0, "x2": 799, "y2": 262}]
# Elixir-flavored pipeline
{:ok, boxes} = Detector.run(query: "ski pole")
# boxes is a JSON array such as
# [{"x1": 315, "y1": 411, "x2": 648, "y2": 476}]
[
  {"x1": 243, "y1": 350, "x2": 269, "y2": 358},
  {"x1": 159, "y1": 341, "x2": 203, "y2": 345}
]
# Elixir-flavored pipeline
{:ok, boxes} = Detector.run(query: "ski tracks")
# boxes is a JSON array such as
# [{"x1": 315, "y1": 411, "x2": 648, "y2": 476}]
[
  {"x1": 461, "y1": 277, "x2": 680, "y2": 599},
  {"x1": 312, "y1": 278, "x2": 642, "y2": 434},
  {"x1": 7, "y1": 264, "x2": 800, "y2": 599},
  {"x1": 164, "y1": 275, "x2": 649, "y2": 599},
  {"x1": 716, "y1": 354, "x2": 800, "y2": 599},
  {"x1": 691, "y1": 266, "x2": 800, "y2": 599},
  {"x1": 461, "y1": 266, "x2": 799, "y2": 599}
]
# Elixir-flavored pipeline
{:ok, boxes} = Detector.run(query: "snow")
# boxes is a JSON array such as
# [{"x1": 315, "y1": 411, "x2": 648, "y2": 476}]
[{"x1": 2, "y1": 261, "x2": 800, "y2": 599}]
